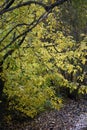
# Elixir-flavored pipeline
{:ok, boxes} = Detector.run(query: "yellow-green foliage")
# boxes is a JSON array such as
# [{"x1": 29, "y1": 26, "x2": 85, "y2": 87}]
[
  {"x1": 3, "y1": 48, "x2": 62, "y2": 117},
  {"x1": 2, "y1": 29, "x2": 87, "y2": 117},
  {"x1": 0, "y1": 0, "x2": 87, "y2": 118}
]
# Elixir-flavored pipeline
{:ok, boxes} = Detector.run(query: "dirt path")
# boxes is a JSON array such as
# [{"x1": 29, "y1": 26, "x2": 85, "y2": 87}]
[
  {"x1": 0, "y1": 99, "x2": 87, "y2": 130},
  {"x1": 27, "y1": 99, "x2": 87, "y2": 130},
  {"x1": 70, "y1": 113, "x2": 87, "y2": 130}
]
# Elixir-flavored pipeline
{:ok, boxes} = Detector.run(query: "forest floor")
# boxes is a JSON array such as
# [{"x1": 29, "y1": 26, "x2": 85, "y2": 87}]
[{"x1": 0, "y1": 98, "x2": 87, "y2": 130}]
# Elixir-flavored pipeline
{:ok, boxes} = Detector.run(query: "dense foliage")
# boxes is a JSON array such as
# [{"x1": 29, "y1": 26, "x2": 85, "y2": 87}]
[{"x1": 0, "y1": 0, "x2": 87, "y2": 119}]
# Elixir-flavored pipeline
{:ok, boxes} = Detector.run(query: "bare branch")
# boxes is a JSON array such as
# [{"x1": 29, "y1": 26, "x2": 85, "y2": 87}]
[
  {"x1": 0, "y1": 10, "x2": 50, "y2": 52},
  {"x1": 0, "y1": 0, "x2": 68, "y2": 15},
  {"x1": 0, "y1": 1, "x2": 47, "y2": 15},
  {"x1": 4, "y1": 0, "x2": 15, "y2": 10},
  {"x1": 0, "y1": 22, "x2": 35, "y2": 44}
]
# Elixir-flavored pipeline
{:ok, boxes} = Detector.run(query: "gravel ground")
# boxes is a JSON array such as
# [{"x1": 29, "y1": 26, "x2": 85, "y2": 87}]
[
  {"x1": 0, "y1": 99, "x2": 87, "y2": 130},
  {"x1": 70, "y1": 113, "x2": 87, "y2": 130}
]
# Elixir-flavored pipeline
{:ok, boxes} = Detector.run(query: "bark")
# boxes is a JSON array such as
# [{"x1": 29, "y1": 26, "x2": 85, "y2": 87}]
[{"x1": 0, "y1": 61, "x2": 4, "y2": 100}]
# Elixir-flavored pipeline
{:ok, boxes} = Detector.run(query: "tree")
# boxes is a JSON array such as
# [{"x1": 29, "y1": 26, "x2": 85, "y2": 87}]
[
  {"x1": 0, "y1": 0, "x2": 87, "y2": 118},
  {"x1": 0, "y1": 0, "x2": 68, "y2": 98},
  {"x1": 0, "y1": 0, "x2": 70, "y2": 118}
]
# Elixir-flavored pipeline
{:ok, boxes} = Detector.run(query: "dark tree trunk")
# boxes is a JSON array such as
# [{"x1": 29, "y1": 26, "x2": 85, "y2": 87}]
[
  {"x1": 0, "y1": 61, "x2": 4, "y2": 100},
  {"x1": 0, "y1": 79, "x2": 4, "y2": 99},
  {"x1": 0, "y1": 61, "x2": 5, "y2": 121}
]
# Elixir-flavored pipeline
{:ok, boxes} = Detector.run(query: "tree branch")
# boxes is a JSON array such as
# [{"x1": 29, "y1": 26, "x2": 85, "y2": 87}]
[
  {"x1": 4, "y1": 0, "x2": 15, "y2": 10},
  {"x1": 0, "y1": 0, "x2": 68, "y2": 15},
  {"x1": 0, "y1": 10, "x2": 50, "y2": 52}
]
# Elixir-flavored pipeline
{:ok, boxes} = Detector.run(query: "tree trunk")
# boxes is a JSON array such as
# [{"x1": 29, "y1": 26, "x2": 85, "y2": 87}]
[{"x1": 0, "y1": 61, "x2": 4, "y2": 100}]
